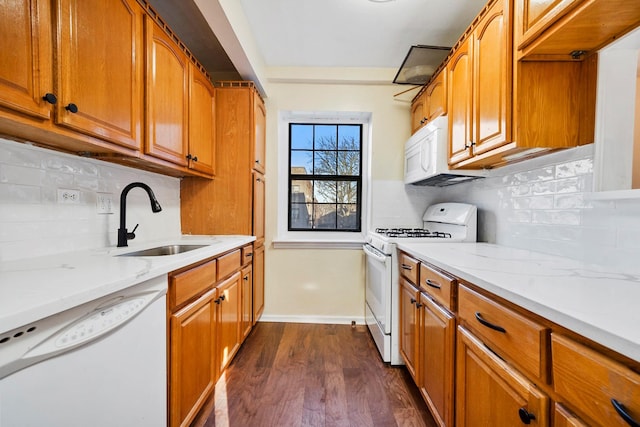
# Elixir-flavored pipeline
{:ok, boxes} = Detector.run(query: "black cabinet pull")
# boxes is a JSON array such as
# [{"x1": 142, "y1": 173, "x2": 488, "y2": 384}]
[
  {"x1": 612, "y1": 399, "x2": 640, "y2": 427},
  {"x1": 475, "y1": 312, "x2": 506, "y2": 333},
  {"x1": 193, "y1": 156, "x2": 198, "y2": 162},
  {"x1": 410, "y1": 298, "x2": 416, "y2": 304},
  {"x1": 43, "y1": 93, "x2": 57, "y2": 105},
  {"x1": 214, "y1": 298, "x2": 221, "y2": 304},
  {"x1": 243, "y1": 276, "x2": 249, "y2": 281},
  {"x1": 65, "y1": 103, "x2": 78, "y2": 113},
  {"x1": 186, "y1": 154, "x2": 192, "y2": 160},
  {"x1": 416, "y1": 302, "x2": 423, "y2": 308},
  {"x1": 220, "y1": 294, "x2": 226, "y2": 301},
  {"x1": 246, "y1": 252, "x2": 253, "y2": 257},
  {"x1": 425, "y1": 279, "x2": 441, "y2": 289},
  {"x1": 401, "y1": 264, "x2": 412, "y2": 270},
  {"x1": 518, "y1": 408, "x2": 536, "y2": 425}
]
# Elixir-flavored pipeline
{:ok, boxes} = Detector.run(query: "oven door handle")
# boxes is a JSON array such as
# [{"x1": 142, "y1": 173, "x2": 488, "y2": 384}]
[{"x1": 363, "y1": 244, "x2": 388, "y2": 262}]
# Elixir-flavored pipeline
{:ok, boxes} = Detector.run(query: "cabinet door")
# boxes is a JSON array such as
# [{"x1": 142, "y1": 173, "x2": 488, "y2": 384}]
[
  {"x1": 188, "y1": 64, "x2": 215, "y2": 176},
  {"x1": 216, "y1": 272, "x2": 241, "y2": 374},
  {"x1": 399, "y1": 278, "x2": 420, "y2": 380},
  {"x1": 253, "y1": 93, "x2": 266, "y2": 174},
  {"x1": 241, "y1": 265, "x2": 253, "y2": 341},
  {"x1": 252, "y1": 244, "x2": 265, "y2": 324},
  {"x1": 0, "y1": 0, "x2": 52, "y2": 120},
  {"x1": 515, "y1": 0, "x2": 581, "y2": 50},
  {"x1": 448, "y1": 36, "x2": 474, "y2": 166},
  {"x1": 170, "y1": 288, "x2": 217, "y2": 427},
  {"x1": 456, "y1": 326, "x2": 549, "y2": 427},
  {"x1": 55, "y1": 0, "x2": 143, "y2": 150},
  {"x1": 473, "y1": 0, "x2": 511, "y2": 156},
  {"x1": 419, "y1": 294, "x2": 455, "y2": 427},
  {"x1": 426, "y1": 71, "x2": 447, "y2": 122},
  {"x1": 411, "y1": 92, "x2": 427, "y2": 134},
  {"x1": 145, "y1": 19, "x2": 189, "y2": 166},
  {"x1": 253, "y1": 172, "x2": 265, "y2": 247},
  {"x1": 554, "y1": 403, "x2": 588, "y2": 427}
]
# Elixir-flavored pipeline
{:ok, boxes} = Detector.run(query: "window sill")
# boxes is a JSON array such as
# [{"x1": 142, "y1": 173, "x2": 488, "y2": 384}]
[{"x1": 272, "y1": 239, "x2": 365, "y2": 249}]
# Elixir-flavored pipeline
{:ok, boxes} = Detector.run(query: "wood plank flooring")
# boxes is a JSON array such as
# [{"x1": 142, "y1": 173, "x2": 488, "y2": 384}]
[{"x1": 192, "y1": 322, "x2": 437, "y2": 427}]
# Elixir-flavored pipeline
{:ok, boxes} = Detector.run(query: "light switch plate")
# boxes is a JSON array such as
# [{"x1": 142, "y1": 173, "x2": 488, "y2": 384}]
[{"x1": 96, "y1": 192, "x2": 113, "y2": 214}]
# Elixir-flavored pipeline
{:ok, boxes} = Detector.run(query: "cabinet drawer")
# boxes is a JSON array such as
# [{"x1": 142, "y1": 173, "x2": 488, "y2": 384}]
[
  {"x1": 241, "y1": 244, "x2": 254, "y2": 266},
  {"x1": 170, "y1": 259, "x2": 217, "y2": 309},
  {"x1": 420, "y1": 262, "x2": 456, "y2": 311},
  {"x1": 399, "y1": 252, "x2": 419, "y2": 284},
  {"x1": 218, "y1": 249, "x2": 241, "y2": 280},
  {"x1": 458, "y1": 285, "x2": 549, "y2": 381},
  {"x1": 552, "y1": 334, "x2": 640, "y2": 427}
]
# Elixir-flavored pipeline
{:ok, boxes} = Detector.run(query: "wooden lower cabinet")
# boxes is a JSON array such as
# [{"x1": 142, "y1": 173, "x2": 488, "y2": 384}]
[
  {"x1": 419, "y1": 294, "x2": 455, "y2": 427},
  {"x1": 400, "y1": 278, "x2": 420, "y2": 380},
  {"x1": 241, "y1": 265, "x2": 253, "y2": 341},
  {"x1": 456, "y1": 326, "x2": 549, "y2": 426},
  {"x1": 216, "y1": 272, "x2": 241, "y2": 375},
  {"x1": 252, "y1": 244, "x2": 265, "y2": 324},
  {"x1": 554, "y1": 403, "x2": 588, "y2": 427},
  {"x1": 169, "y1": 288, "x2": 217, "y2": 427}
]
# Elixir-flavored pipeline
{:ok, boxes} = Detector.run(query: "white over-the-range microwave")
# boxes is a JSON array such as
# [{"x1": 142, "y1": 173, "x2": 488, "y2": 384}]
[{"x1": 404, "y1": 116, "x2": 486, "y2": 187}]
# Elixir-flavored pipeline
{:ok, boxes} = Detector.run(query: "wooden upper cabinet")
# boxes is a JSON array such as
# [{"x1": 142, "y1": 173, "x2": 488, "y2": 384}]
[
  {"x1": 425, "y1": 70, "x2": 447, "y2": 123},
  {"x1": 410, "y1": 91, "x2": 428, "y2": 134},
  {"x1": 516, "y1": 0, "x2": 640, "y2": 58},
  {"x1": 448, "y1": 36, "x2": 474, "y2": 166},
  {"x1": 253, "y1": 94, "x2": 266, "y2": 174},
  {"x1": 0, "y1": 0, "x2": 53, "y2": 120},
  {"x1": 188, "y1": 64, "x2": 215, "y2": 176},
  {"x1": 473, "y1": 0, "x2": 511, "y2": 157},
  {"x1": 55, "y1": 0, "x2": 143, "y2": 151},
  {"x1": 145, "y1": 18, "x2": 189, "y2": 166}
]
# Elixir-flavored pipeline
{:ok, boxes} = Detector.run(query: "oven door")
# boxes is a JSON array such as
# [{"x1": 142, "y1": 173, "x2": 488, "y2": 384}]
[{"x1": 363, "y1": 243, "x2": 392, "y2": 335}]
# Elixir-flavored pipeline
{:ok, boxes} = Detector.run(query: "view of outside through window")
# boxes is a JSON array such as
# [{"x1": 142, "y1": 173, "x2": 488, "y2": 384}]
[{"x1": 289, "y1": 123, "x2": 362, "y2": 231}]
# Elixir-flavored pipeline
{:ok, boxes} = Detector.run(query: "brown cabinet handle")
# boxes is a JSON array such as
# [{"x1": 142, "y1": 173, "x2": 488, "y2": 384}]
[
  {"x1": 611, "y1": 399, "x2": 640, "y2": 427},
  {"x1": 475, "y1": 312, "x2": 506, "y2": 333},
  {"x1": 425, "y1": 279, "x2": 441, "y2": 289},
  {"x1": 401, "y1": 264, "x2": 412, "y2": 270}
]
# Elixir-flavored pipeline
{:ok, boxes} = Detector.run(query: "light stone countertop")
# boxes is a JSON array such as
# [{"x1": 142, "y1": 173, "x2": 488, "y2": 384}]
[
  {"x1": 0, "y1": 235, "x2": 255, "y2": 334},
  {"x1": 395, "y1": 242, "x2": 640, "y2": 362}
]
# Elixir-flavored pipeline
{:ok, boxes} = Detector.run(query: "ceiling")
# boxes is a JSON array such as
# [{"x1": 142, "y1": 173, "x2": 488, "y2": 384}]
[{"x1": 148, "y1": 0, "x2": 487, "y2": 85}]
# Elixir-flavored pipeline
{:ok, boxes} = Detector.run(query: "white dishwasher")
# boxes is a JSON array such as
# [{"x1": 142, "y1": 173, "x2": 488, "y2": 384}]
[{"x1": 0, "y1": 275, "x2": 167, "y2": 427}]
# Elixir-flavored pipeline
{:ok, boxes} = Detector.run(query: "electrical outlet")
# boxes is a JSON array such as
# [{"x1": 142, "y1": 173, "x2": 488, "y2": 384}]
[
  {"x1": 96, "y1": 192, "x2": 114, "y2": 214},
  {"x1": 57, "y1": 189, "x2": 80, "y2": 204}
]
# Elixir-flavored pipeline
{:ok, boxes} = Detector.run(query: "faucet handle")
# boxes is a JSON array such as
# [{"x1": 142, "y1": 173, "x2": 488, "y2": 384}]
[{"x1": 127, "y1": 224, "x2": 139, "y2": 240}]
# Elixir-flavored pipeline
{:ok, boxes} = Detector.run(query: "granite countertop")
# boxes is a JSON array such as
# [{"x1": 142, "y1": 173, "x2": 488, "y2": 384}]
[
  {"x1": 395, "y1": 242, "x2": 640, "y2": 362},
  {"x1": 0, "y1": 235, "x2": 255, "y2": 334}
]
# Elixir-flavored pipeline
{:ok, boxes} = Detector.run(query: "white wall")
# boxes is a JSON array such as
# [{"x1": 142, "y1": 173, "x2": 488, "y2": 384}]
[{"x1": 0, "y1": 137, "x2": 181, "y2": 262}]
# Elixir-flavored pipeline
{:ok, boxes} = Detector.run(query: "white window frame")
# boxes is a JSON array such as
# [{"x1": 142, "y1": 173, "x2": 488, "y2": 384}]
[{"x1": 274, "y1": 110, "x2": 372, "y2": 249}]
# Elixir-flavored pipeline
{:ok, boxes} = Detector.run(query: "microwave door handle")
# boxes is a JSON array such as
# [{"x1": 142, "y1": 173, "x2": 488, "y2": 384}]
[{"x1": 363, "y1": 244, "x2": 387, "y2": 262}]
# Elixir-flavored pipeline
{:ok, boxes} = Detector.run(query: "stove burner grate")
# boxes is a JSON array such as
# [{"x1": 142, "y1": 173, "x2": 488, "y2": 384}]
[{"x1": 374, "y1": 228, "x2": 452, "y2": 239}]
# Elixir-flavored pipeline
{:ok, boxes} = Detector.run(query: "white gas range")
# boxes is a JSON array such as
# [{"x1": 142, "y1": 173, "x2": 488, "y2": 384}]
[{"x1": 363, "y1": 202, "x2": 477, "y2": 364}]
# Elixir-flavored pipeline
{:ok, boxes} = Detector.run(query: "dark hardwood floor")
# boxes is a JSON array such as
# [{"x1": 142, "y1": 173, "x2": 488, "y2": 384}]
[{"x1": 193, "y1": 322, "x2": 437, "y2": 427}]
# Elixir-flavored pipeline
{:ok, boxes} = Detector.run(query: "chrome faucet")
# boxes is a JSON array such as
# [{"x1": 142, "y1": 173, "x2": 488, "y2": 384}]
[{"x1": 117, "y1": 182, "x2": 162, "y2": 247}]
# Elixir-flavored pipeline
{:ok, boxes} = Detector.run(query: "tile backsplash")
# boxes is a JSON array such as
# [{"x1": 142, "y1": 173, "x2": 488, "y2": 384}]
[
  {"x1": 438, "y1": 143, "x2": 640, "y2": 271},
  {"x1": 0, "y1": 138, "x2": 181, "y2": 261}
]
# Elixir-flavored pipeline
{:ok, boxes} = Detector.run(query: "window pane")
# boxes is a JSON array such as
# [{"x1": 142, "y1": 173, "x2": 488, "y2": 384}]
[
  {"x1": 337, "y1": 181, "x2": 358, "y2": 203},
  {"x1": 314, "y1": 125, "x2": 337, "y2": 149},
  {"x1": 291, "y1": 179, "x2": 313, "y2": 203},
  {"x1": 314, "y1": 151, "x2": 337, "y2": 175},
  {"x1": 291, "y1": 124, "x2": 313, "y2": 149},
  {"x1": 291, "y1": 150, "x2": 313, "y2": 174},
  {"x1": 338, "y1": 125, "x2": 360, "y2": 150},
  {"x1": 337, "y1": 204, "x2": 358, "y2": 230},
  {"x1": 313, "y1": 180, "x2": 336, "y2": 203},
  {"x1": 290, "y1": 203, "x2": 312, "y2": 229},
  {"x1": 314, "y1": 204, "x2": 336, "y2": 229},
  {"x1": 337, "y1": 151, "x2": 360, "y2": 175}
]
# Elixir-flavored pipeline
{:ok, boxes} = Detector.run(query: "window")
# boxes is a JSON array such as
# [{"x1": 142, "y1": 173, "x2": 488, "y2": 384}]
[{"x1": 288, "y1": 123, "x2": 362, "y2": 231}]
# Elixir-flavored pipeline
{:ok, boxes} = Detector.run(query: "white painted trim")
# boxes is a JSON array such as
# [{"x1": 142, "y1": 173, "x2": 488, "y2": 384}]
[
  {"x1": 275, "y1": 111, "x2": 372, "y2": 246},
  {"x1": 586, "y1": 189, "x2": 640, "y2": 200},
  {"x1": 258, "y1": 314, "x2": 366, "y2": 325}
]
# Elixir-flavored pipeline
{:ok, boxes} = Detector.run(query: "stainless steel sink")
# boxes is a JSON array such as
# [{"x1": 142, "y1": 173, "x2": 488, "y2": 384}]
[{"x1": 119, "y1": 244, "x2": 209, "y2": 257}]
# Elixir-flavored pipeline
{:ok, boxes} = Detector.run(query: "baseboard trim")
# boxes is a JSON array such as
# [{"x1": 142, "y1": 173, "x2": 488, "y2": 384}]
[{"x1": 258, "y1": 314, "x2": 366, "y2": 325}]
